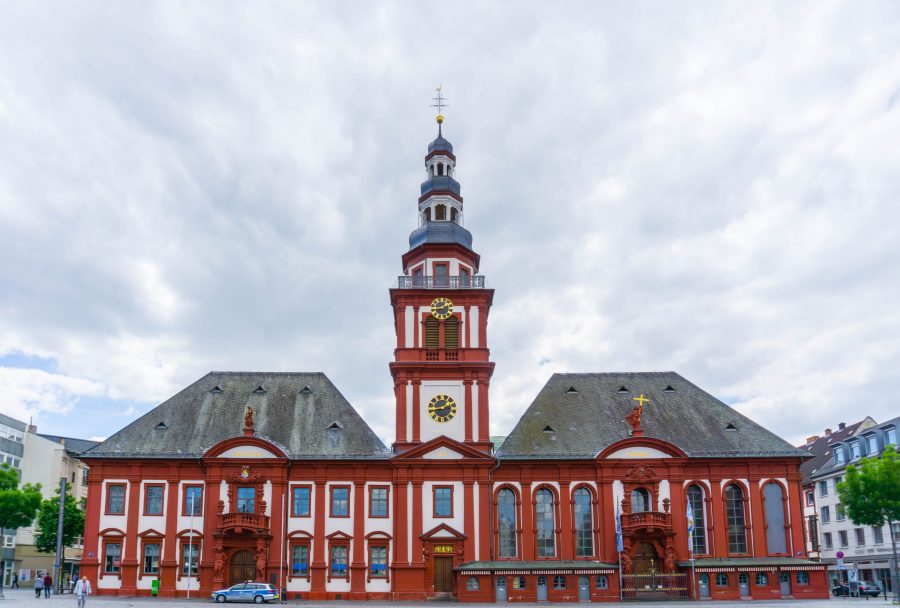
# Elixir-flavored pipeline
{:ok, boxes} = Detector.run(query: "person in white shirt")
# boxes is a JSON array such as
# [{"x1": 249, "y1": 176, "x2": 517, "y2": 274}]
[{"x1": 73, "y1": 576, "x2": 91, "y2": 608}]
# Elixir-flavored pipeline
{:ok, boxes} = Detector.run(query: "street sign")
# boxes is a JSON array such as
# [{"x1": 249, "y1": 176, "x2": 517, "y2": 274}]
[
  {"x1": 837, "y1": 558, "x2": 845, "y2": 570},
  {"x1": 836, "y1": 551, "x2": 845, "y2": 558}
]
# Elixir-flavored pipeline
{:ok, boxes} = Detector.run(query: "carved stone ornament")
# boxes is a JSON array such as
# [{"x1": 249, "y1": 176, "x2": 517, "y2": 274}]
[
  {"x1": 623, "y1": 464, "x2": 658, "y2": 482},
  {"x1": 243, "y1": 406, "x2": 255, "y2": 435}
]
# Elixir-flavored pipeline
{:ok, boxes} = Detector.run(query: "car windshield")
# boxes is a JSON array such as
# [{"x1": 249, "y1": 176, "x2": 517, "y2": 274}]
[{"x1": 230, "y1": 584, "x2": 245, "y2": 590}]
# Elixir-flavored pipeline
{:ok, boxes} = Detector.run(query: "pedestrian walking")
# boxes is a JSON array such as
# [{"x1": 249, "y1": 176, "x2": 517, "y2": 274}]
[
  {"x1": 74, "y1": 575, "x2": 91, "y2": 608},
  {"x1": 11, "y1": 573, "x2": 18, "y2": 588},
  {"x1": 34, "y1": 574, "x2": 44, "y2": 598},
  {"x1": 44, "y1": 573, "x2": 52, "y2": 598}
]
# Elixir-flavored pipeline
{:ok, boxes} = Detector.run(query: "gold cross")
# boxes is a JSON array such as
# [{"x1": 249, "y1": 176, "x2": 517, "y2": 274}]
[{"x1": 633, "y1": 393, "x2": 650, "y2": 407}]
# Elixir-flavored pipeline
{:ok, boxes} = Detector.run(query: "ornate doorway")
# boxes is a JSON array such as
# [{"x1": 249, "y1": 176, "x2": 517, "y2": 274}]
[
  {"x1": 230, "y1": 550, "x2": 255, "y2": 585},
  {"x1": 433, "y1": 556, "x2": 454, "y2": 592},
  {"x1": 633, "y1": 542, "x2": 659, "y2": 574}
]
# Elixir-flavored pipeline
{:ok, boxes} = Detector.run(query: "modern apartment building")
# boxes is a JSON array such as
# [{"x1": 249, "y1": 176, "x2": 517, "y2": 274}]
[
  {"x1": 0, "y1": 412, "x2": 27, "y2": 587},
  {"x1": 809, "y1": 416, "x2": 900, "y2": 593}
]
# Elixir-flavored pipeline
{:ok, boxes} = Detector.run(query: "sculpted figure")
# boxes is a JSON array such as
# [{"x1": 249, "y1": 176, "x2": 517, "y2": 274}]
[
  {"x1": 214, "y1": 548, "x2": 225, "y2": 579},
  {"x1": 625, "y1": 404, "x2": 643, "y2": 432},
  {"x1": 256, "y1": 545, "x2": 267, "y2": 581},
  {"x1": 244, "y1": 406, "x2": 254, "y2": 430},
  {"x1": 664, "y1": 545, "x2": 677, "y2": 572},
  {"x1": 620, "y1": 551, "x2": 633, "y2": 574}
]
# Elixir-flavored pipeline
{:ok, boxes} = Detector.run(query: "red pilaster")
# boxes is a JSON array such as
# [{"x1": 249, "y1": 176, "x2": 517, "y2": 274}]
[
  {"x1": 350, "y1": 478, "x2": 367, "y2": 598},
  {"x1": 310, "y1": 479, "x2": 327, "y2": 598},
  {"x1": 668, "y1": 480, "x2": 688, "y2": 559},
  {"x1": 394, "y1": 479, "x2": 409, "y2": 564},
  {"x1": 81, "y1": 473, "x2": 103, "y2": 589},
  {"x1": 159, "y1": 477, "x2": 180, "y2": 597},
  {"x1": 789, "y1": 479, "x2": 805, "y2": 556},
  {"x1": 520, "y1": 481, "x2": 534, "y2": 560},
  {"x1": 412, "y1": 380, "x2": 422, "y2": 443},
  {"x1": 477, "y1": 377, "x2": 490, "y2": 443},
  {"x1": 748, "y1": 481, "x2": 766, "y2": 556},
  {"x1": 120, "y1": 474, "x2": 141, "y2": 594},
  {"x1": 270, "y1": 475, "x2": 286, "y2": 589},
  {"x1": 395, "y1": 380, "x2": 408, "y2": 444},
  {"x1": 559, "y1": 478, "x2": 573, "y2": 560},
  {"x1": 463, "y1": 305, "x2": 470, "y2": 348},
  {"x1": 463, "y1": 480, "x2": 475, "y2": 561},
  {"x1": 411, "y1": 482, "x2": 424, "y2": 564},
  {"x1": 478, "y1": 479, "x2": 491, "y2": 560},
  {"x1": 710, "y1": 481, "x2": 728, "y2": 556},
  {"x1": 463, "y1": 379, "x2": 474, "y2": 442},
  {"x1": 597, "y1": 475, "x2": 615, "y2": 563}
]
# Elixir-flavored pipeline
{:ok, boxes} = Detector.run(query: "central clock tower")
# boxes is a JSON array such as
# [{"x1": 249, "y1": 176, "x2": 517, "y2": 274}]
[{"x1": 389, "y1": 113, "x2": 495, "y2": 454}]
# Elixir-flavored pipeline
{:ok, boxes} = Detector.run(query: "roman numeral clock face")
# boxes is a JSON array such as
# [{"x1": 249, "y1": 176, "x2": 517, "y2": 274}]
[
  {"x1": 428, "y1": 394, "x2": 457, "y2": 423},
  {"x1": 430, "y1": 297, "x2": 453, "y2": 320}
]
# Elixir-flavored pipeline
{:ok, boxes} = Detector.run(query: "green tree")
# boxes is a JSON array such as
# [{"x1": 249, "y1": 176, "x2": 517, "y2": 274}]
[
  {"x1": 837, "y1": 444, "x2": 900, "y2": 601},
  {"x1": 0, "y1": 463, "x2": 42, "y2": 592},
  {"x1": 34, "y1": 482, "x2": 85, "y2": 553}
]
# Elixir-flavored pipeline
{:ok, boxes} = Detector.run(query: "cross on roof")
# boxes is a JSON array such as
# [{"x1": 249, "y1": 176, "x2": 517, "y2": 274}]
[
  {"x1": 431, "y1": 85, "x2": 448, "y2": 115},
  {"x1": 633, "y1": 393, "x2": 650, "y2": 407}
]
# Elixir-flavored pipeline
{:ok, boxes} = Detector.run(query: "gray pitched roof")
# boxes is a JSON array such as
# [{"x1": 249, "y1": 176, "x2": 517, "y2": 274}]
[
  {"x1": 810, "y1": 413, "x2": 900, "y2": 479},
  {"x1": 797, "y1": 417, "x2": 875, "y2": 484},
  {"x1": 37, "y1": 434, "x2": 100, "y2": 456},
  {"x1": 496, "y1": 372, "x2": 806, "y2": 460},
  {"x1": 81, "y1": 372, "x2": 388, "y2": 459}
]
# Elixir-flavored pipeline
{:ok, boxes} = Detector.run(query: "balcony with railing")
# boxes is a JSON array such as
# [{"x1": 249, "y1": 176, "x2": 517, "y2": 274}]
[
  {"x1": 621, "y1": 511, "x2": 673, "y2": 535},
  {"x1": 397, "y1": 275, "x2": 485, "y2": 289},
  {"x1": 218, "y1": 511, "x2": 270, "y2": 534}
]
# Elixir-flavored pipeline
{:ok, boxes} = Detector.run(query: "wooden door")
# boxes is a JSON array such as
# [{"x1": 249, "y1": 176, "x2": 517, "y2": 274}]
[
  {"x1": 633, "y1": 542, "x2": 659, "y2": 574},
  {"x1": 433, "y1": 556, "x2": 454, "y2": 592},
  {"x1": 230, "y1": 550, "x2": 255, "y2": 585}
]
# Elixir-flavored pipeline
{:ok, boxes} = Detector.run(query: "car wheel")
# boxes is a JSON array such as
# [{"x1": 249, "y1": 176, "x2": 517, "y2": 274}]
[
  {"x1": 254, "y1": 595, "x2": 264, "y2": 604},
  {"x1": 216, "y1": 594, "x2": 226, "y2": 603}
]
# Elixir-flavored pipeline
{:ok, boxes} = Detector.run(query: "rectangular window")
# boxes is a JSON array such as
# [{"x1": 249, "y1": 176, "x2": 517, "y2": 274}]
[
  {"x1": 291, "y1": 544, "x2": 309, "y2": 577},
  {"x1": 369, "y1": 487, "x2": 388, "y2": 518},
  {"x1": 850, "y1": 441, "x2": 860, "y2": 459},
  {"x1": 836, "y1": 503, "x2": 846, "y2": 521},
  {"x1": 459, "y1": 268, "x2": 470, "y2": 287},
  {"x1": 885, "y1": 426, "x2": 898, "y2": 446},
  {"x1": 144, "y1": 485, "x2": 164, "y2": 515},
  {"x1": 81, "y1": 468, "x2": 89, "y2": 486},
  {"x1": 873, "y1": 526, "x2": 884, "y2": 544},
  {"x1": 236, "y1": 487, "x2": 255, "y2": 513},
  {"x1": 855, "y1": 528, "x2": 866, "y2": 546},
  {"x1": 865, "y1": 434, "x2": 877, "y2": 454},
  {"x1": 820, "y1": 506, "x2": 830, "y2": 523},
  {"x1": 434, "y1": 263, "x2": 449, "y2": 287},
  {"x1": 106, "y1": 484, "x2": 126, "y2": 515},
  {"x1": 331, "y1": 486, "x2": 349, "y2": 517},
  {"x1": 104, "y1": 542, "x2": 122, "y2": 573},
  {"x1": 292, "y1": 486, "x2": 311, "y2": 517},
  {"x1": 513, "y1": 576, "x2": 526, "y2": 589},
  {"x1": 143, "y1": 543, "x2": 160, "y2": 574},
  {"x1": 553, "y1": 575, "x2": 567, "y2": 589},
  {"x1": 181, "y1": 543, "x2": 199, "y2": 576},
  {"x1": 183, "y1": 485, "x2": 203, "y2": 516},
  {"x1": 369, "y1": 546, "x2": 387, "y2": 577},
  {"x1": 433, "y1": 486, "x2": 453, "y2": 518},
  {"x1": 330, "y1": 544, "x2": 348, "y2": 577},
  {"x1": 834, "y1": 476, "x2": 843, "y2": 492},
  {"x1": 824, "y1": 532, "x2": 833, "y2": 549},
  {"x1": 805, "y1": 492, "x2": 814, "y2": 506},
  {"x1": 413, "y1": 268, "x2": 424, "y2": 287},
  {"x1": 839, "y1": 531, "x2": 849, "y2": 547},
  {"x1": 818, "y1": 481, "x2": 828, "y2": 497}
]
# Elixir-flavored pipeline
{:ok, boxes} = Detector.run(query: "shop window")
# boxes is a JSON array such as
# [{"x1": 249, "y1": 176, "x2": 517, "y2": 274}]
[
  {"x1": 104, "y1": 541, "x2": 122, "y2": 573},
  {"x1": 369, "y1": 545, "x2": 387, "y2": 578},
  {"x1": 466, "y1": 576, "x2": 480, "y2": 591},
  {"x1": 291, "y1": 544, "x2": 309, "y2": 577},
  {"x1": 106, "y1": 484, "x2": 126, "y2": 515},
  {"x1": 292, "y1": 486, "x2": 311, "y2": 517},
  {"x1": 715, "y1": 573, "x2": 729, "y2": 586}
]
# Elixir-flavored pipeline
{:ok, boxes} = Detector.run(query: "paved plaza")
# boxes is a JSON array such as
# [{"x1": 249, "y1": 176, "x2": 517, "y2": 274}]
[{"x1": 0, "y1": 587, "x2": 896, "y2": 607}]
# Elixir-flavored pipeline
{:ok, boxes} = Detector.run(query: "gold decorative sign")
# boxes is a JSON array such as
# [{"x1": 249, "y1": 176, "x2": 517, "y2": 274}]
[{"x1": 433, "y1": 545, "x2": 454, "y2": 554}]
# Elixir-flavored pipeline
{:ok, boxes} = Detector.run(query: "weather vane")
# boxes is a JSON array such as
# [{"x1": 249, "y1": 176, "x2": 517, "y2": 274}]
[{"x1": 431, "y1": 85, "x2": 448, "y2": 132}]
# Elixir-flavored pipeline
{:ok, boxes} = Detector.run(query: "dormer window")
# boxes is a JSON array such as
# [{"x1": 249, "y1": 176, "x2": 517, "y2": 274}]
[
  {"x1": 849, "y1": 440, "x2": 860, "y2": 460},
  {"x1": 864, "y1": 434, "x2": 877, "y2": 454},
  {"x1": 885, "y1": 426, "x2": 898, "y2": 447},
  {"x1": 833, "y1": 446, "x2": 846, "y2": 464}
]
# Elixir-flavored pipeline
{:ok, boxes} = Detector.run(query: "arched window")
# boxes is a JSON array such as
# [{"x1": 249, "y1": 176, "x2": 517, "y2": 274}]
[
  {"x1": 686, "y1": 484, "x2": 707, "y2": 554},
  {"x1": 535, "y1": 488, "x2": 556, "y2": 557},
  {"x1": 424, "y1": 317, "x2": 439, "y2": 350},
  {"x1": 435, "y1": 205, "x2": 446, "y2": 221},
  {"x1": 573, "y1": 488, "x2": 594, "y2": 557},
  {"x1": 423, "y1": 208, "x2": 431, "y2": 222},
  {"x1": 497, "y1": 489, "x2": 517, "y2": 558},
  {"x1": 725, "y1": 484, "x2": 748, "y2": 554},
  {"x1": 631, "y1": 488, "x2": 650, "y2": 513},
  {"x1": 466, "y1": 576, "x2": 479, "y2": 590},
  {"x1": 796, "y1": 571, "x2": 809, "y2": 585},
  {"x1": 437, "y1": 163, "x2": 444, "y2": 176},
  {"x1": 763, "y1": 483, "x2": 787, "y2": 554},
  {"x1": 451, "y1": 208, "x2": 458, "y2": 223},
  {"x1": 444, "y1": 316, "x2": 459, "y2": 349}
]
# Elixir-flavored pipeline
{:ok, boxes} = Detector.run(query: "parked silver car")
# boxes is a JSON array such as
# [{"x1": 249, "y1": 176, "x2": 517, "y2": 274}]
[{"x1": 210, "y1": 582, "x2": 279, "y2": 603}]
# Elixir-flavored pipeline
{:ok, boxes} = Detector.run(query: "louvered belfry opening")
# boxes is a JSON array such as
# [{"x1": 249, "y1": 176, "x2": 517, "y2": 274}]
[
  {"x1": 444, "y1": 316, "x2": 459, "y2": 349},
  {"x1": 424, "y1": 316, "x2": 440, "y2": 349}
]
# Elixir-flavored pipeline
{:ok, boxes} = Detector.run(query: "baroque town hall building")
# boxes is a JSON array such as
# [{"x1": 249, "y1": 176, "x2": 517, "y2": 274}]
[{"x1": 80, "y1": 115, "x2": 829, "y2": 602}]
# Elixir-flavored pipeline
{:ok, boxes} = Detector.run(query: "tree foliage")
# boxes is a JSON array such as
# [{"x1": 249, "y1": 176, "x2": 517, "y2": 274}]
[
  {"x1": 838, "y1": 444, "x2": 900, "y2": 527},
  {"x1": 0, "y1": 463, "x2": 42, "y2": 530},
  {"x1": 34, "y1": 482, "x2": 86, "y2": 553}
]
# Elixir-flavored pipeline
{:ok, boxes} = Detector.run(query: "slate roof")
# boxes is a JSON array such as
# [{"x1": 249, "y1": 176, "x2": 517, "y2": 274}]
[
  {"x1": 811, "y1": 413, "x2": 900, "y2": 479},
  {"x1": 37, "y1": 434, "x2": 100, "y2": 456},
  {"x1": 797, "y1": 417, "x2": 875, "y2": 485},
  {"x1": 81, "y1": 372, "x2": 389, "y2": 460},
  {"x1": 496, "y1": 372, "x2": 807, "y2": 460},
  {"x1": 408, "y1": 222, "x2": 473, "y2": 250},
  {"x1": 427, "y1": 135, "x2": 453, "y2": 154}
]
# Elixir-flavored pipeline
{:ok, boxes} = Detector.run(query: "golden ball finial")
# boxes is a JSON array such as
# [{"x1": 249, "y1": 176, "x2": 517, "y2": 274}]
[{"x1": 436, "y1": 114, "x2": 444, "y2": 124}]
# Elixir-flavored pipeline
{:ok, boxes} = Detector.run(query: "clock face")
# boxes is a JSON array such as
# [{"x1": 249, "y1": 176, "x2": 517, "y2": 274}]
[
  {"x1": 430, "y1": 297, "x2": 453, "y2": 320},
  {"x1": 428, "y1": 394, "x2": 457, "y2": 423}
]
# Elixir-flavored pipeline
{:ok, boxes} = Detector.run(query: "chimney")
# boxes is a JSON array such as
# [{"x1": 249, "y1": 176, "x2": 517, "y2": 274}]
[
  {"x1": 806, "y1": 435, "x2": 820, "y2": 444},
  {"x1": 825, "y1": 428, "x2": 832, "y2": 436},
  {"x1": 838, "y1": 422, "x2": 846, "y2": 430},
  {"x1": 27, "y1": 424, "x2": 37, "y2": 434}
]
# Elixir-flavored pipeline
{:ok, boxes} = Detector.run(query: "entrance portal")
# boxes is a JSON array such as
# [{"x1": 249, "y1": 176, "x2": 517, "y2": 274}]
[
  {"x1": 433, "y1": 556, "x2": 454, "y2": 593},
  {"x1": 633, "y1": 542, "x2": 659, "y2": 574},
  {"x1": 230, "y1": 550, "x2": 255, "y2": 586}
]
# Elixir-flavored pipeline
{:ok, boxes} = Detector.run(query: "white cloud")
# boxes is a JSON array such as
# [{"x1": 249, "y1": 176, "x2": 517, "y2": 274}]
[{"x1": 0, "y1": 367, "x2": 107, "y2": 422}]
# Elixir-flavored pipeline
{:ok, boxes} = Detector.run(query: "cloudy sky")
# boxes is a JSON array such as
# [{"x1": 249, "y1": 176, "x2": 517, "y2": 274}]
[{"x1": 1, "y1": 1, "x2": 898, "y2": 448}]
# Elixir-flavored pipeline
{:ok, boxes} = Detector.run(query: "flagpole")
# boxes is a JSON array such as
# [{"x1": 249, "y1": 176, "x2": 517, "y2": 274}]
[
  {"x1": 616, "y1": 500, "x2": 624, "y2": 601},
  {"x1": 691, "y1": 546, "x2": 697, "y2": 600},
  {"x1": 187, "y1": 493, "x2": 194, "y2": 600}
]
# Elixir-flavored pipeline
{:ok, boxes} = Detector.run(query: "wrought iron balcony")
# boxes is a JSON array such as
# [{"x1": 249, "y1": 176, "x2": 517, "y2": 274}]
[
  {"x1": 397, "y1": 275, "x2": 485, "y2": 289},
  {"x1": 620, "y1": 511, "x2": 672, "y2": 535},
  {"x1": 219, "y1": 511, "x2": 270, "y2": 533}
]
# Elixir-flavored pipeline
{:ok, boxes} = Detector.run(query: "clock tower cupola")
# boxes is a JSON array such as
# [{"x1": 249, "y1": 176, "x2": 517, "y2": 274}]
[{"x1": 389, "y1": 91, "x2": 495, "y2": 454}]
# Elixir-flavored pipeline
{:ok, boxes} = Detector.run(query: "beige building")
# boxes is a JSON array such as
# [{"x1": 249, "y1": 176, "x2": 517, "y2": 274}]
[{"x1": 13, "y1": 426, "x2": 96, "y2": 588}]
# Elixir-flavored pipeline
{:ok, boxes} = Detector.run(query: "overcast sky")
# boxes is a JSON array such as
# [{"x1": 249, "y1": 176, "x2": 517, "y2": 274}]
[{"x1": 1, "y1": 1, "x2": 899, "y2": 448}]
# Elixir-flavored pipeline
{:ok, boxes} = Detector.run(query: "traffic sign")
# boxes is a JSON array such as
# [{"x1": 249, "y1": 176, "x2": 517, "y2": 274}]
[
  {"x1": 836, "y1": 551, "x2": 844, "y2": 558},
  {"x1": 837, "y1": 558, "x2": 845, "y2": 570}
]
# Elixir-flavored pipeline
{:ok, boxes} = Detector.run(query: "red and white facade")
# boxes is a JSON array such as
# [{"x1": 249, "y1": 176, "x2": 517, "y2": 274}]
[{"x1": 78, "y1": 118, "x2": 830, "y2": 602}]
